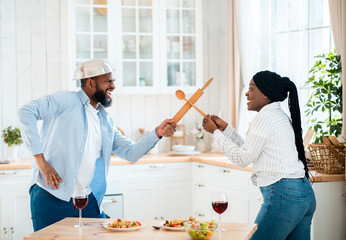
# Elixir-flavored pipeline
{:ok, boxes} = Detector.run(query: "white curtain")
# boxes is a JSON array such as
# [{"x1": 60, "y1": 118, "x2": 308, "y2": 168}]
[
  {"x1": 227, "y1": 0, "x2": 241, "y2": 128},
  {"x1": 235, "y1": 0, "x2": 272, "y2": 137},
  {"x1": 329, "y1": 0, "x2": 346, "y2": 142}
]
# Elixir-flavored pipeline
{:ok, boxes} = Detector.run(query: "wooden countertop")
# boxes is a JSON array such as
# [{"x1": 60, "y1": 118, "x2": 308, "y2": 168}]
[
  {"x1": 23, "y1": 218, "x2": 258, "y2": 240},
  {"x1": 1, "y1": 153, "x2": 344, "y2": 182}
]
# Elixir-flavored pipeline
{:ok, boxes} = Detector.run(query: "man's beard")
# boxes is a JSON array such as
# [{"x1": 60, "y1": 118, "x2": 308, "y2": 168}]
[{"x1": 93, "y1": 85, "x2": 112, "y2": 108}]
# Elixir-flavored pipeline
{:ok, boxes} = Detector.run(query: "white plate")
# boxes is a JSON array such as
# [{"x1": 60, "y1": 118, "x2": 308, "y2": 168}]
[
  {"x1": 159, "y1": 221, "x2": 186, "y2": 231},
  {"x1": 102, "y1": 222, "x2": 144, "y2": 232},
  {"x1": 170, "y1": 151, "x2": 201, "y2": 156},
  {"x1": 172, "y1": 145, "x2": 196, "y2": 152}
]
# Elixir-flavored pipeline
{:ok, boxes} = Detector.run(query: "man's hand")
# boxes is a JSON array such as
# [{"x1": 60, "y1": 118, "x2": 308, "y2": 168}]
[
  {"x1": 156, "y1": 119, "x2": 177, "y2": 137},
  {"x1": 211, "y1": 115, "x2": 228, "y2": 131},
  {"x1": 34, "y1": 154, "x2": 62, "y2": 189},
  {"x1": 202, "y1": 115, "x2": 218, "y2": 133}
]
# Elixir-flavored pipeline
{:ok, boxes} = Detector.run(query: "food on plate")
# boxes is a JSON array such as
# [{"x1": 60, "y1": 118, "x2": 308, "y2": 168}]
[
  {"x1": 184, "y1": 220, "x2": 218, "y2": 240},
  {"x1": 163, "y1": 216, "x2": 196, "y2": 228},
  {"x1": 163, "y1": 218, "x2": 184, "y2": 228},
  {"x1": 107, "y1": 219, "x2": 142, "y2": 228}
]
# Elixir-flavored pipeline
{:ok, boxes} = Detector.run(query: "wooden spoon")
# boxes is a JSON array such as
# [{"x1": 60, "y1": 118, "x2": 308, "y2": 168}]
[{"x1": 175, "y1": 90, "x2": 206, "y2": 117}]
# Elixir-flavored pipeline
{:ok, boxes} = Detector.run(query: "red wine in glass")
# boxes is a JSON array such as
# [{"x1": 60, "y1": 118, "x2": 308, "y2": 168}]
[
  {"x1": 212, "y1": 192, "x2": 228, "y2": 232},
  {"x1": 73, "y1": 197, "x2": 88, "y2": 209},
  {"x1": 212, "y1": 201, "x2": 228, "y2": 214},
  {"x1": 73, "y1": 184, "x2": 88, "y2": 227}
]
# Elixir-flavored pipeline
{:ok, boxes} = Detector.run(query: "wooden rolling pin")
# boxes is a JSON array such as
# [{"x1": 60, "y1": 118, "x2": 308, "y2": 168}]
[{"x1": 172, "y1": 78, "x2": 213, "y2": 123}]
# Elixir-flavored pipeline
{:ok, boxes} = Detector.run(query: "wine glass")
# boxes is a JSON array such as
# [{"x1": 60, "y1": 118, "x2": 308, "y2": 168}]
[
  {"x1": 73, "y1": 184, "x2": 88, "y2": 227},
  {"x1": 212, "y1": 192, "x2": 228, "y2": 232}
]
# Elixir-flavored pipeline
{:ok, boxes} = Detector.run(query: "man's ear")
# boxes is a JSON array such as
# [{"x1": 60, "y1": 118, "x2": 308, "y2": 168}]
[{"x1": 87, "y1": 78, "x2": 93, "y2": 88}]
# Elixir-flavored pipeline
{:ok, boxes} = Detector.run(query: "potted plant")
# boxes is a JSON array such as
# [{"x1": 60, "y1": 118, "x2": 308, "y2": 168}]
[
  {"x1": 2, "y1": 126, "x2": 23, "y2": 161},
  {"x1": 305, "y1": 49, "x2": 342, "y2": 143}
]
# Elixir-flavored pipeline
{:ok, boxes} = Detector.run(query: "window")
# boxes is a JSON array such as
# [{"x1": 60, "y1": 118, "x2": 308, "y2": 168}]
[
  {"x1": 72, "y1": 0, "x2": 202, "y2": 94},
  {"x1": 236, "y1": 0, "x2": 334, "y2": 136},
  {"x1": 270, "y1": 0, "x2": 334, "y2": 131}
]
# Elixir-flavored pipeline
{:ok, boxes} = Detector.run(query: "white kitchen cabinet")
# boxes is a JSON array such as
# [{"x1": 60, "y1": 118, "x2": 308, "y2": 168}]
[
  {"x1": 1, "y1": 160, "x2": 345, "y2": 240},
  {"x1": 70, "y1": 0, "x2": 203, "y2": 94},
  {"x1": 123, "y1": 181, "x2": 158, "y2": 220},
  {"x1": 124, "y1": 180, "x2": 192, "y2": 220},
  {"x1": 311, "y1": 181, "x2": 346, "y2": 240},
  {"x1": 192, "y1": 181, "x2": 212, "y2": 221},
  {"x1": 192, "y1": 163, "x2": 262, "y2": 224},
  {"x1": 122, "y1": 162, "x2": 193, "y2": 221},
  {"x1": 0, "y1": 169, "x2": 33, "y2": 240}
]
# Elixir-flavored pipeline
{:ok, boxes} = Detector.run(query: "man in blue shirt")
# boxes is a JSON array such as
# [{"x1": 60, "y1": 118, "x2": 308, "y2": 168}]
[{"x1": 18, "y1": 59, "x2": 177, "y2": 231}]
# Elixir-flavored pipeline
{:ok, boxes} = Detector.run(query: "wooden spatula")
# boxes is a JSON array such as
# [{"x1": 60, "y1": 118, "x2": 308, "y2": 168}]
[
  {"x1": 328, "y1": 136, "x2": 343, "y2": 146},
  {"x1": 322, "y1": 136, "x2": 332, "y2": 145},
  {"x1": 303, "y1": 129, "x2": 315, "y2": 148}
]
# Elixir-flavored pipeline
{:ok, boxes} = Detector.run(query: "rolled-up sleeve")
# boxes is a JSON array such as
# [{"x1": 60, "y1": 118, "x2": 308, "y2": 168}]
[{"x1": 213, "y1": 116, "x2": 272, "y2": 168}]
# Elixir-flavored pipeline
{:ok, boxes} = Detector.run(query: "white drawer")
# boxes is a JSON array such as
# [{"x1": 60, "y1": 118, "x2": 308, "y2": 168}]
[
  {"x1": 210, "y1": 166, "x2": 256, "y2": 193},
  {"x1": 123, "y1": 162, "x2": 192, "y2": 182}
]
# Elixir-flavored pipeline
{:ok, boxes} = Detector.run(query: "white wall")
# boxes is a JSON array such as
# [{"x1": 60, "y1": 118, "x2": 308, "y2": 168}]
[{"x1": 0, "y1": 0, "x2": 229, "y2": 159}]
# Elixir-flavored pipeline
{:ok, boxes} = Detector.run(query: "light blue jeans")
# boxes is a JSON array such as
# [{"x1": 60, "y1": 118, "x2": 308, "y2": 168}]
[{"x1": 250, "y1": 177, "x2": 316, "y2": 240}]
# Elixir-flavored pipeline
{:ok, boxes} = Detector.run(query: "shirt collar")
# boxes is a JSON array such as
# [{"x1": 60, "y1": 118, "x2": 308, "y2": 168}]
[
  {"x1": 259, "y1": 102, "x2": 281, "y2": 113},
  {"x1": 78, "y1": 89, "x2": 91, "y2": 106},
  {"x1": 79, "y1": 89, "x2": 108, "y2": 114}
]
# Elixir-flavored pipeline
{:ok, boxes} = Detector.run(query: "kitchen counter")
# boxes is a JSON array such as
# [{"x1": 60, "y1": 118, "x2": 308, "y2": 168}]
[
  {"x1": 23, "y1": 218, "x2": 258, "y2": 240},
  {"x1": 1, "y1": 153, "x2": 344, "y2": 182}
]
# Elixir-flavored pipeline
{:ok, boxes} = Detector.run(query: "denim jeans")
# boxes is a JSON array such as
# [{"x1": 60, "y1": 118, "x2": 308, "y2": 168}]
[
  {"x1": 250, "y1": 177, "x2": 316, "y2": 240},
  {"x1": 29, "y1": 184, "x2": 106, "y2": 231}
]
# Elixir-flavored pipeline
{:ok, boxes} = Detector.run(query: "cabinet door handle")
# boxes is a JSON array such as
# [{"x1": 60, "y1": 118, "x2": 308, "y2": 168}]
[
  {"x1": 155, "y1": 217, "x2": 158, "y2": 220},
  {"x1": 197, "y1": 165, "x2": 204, "y2": 168},
  {"x1": 11, "y1": 227, "x2": 14, "y2": 239},
  {"x1": 222, "y1": 169, "x2": 230, "y2": 173},
  {"x1": 196, "y1": 213, "x2": 205, "y2": 217},
  {"x1": 195, "y1": 184, "x2": 205, "y2": 187},
  {"x1": 3, "y1": 228, "x2": 8, "y2": 240},
  {"x1": 0, "y1": 171, "x2": 17, "y2": 175},
  {"x1": 149, "y1": 165, "x2": 166, "y2": 168},
  {"x1": 102, "y1": 199, "x2": 118, "y2": 204}
]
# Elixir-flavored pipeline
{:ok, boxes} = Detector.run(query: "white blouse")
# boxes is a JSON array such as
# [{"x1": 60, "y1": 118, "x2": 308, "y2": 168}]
[{"x1": 213, "y1": 102, "x2": 305, "y2": 187}]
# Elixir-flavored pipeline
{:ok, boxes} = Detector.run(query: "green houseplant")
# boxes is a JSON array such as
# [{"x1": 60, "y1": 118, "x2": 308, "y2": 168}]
[
  {"x1": 2, "y1": 126, "x2": 23, "y2": 147},
  {"x1": 2, "y1": 126, "x2": 23, "y2": 161},
  {"x1": 305, "y1": 50, "x2": 342, "y2": 143}
]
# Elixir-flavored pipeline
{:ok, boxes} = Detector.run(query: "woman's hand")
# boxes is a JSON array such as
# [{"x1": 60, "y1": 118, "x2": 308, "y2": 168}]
[
  {"x1": 211, "y1": 115, "x2": 228, "y2": 131},
  {"x1": 202, "y1": 115, "x2": 218, "y2": 133},
  {"x1": 34, "y1": 154, "x2": 62, "y2": 189}
]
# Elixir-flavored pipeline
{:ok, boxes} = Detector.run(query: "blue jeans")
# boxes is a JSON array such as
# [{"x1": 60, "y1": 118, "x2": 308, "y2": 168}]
[
  {"x1": 29, "y1": 184, "x2": 106, "y2": 231},
  {"x1": 250, "y1": 177, "x2": 316, "y2": 240}
]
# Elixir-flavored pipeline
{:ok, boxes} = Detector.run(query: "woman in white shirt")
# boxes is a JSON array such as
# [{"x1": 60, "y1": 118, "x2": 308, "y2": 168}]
[{"x1": 203, "y1": 70, "x2": 316, "y2": 240}]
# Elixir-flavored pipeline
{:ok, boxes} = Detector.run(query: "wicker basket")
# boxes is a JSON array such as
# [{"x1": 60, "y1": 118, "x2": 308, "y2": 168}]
[{"x1": 308, "y1": 143, "x2": 345, "y2": 174}]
